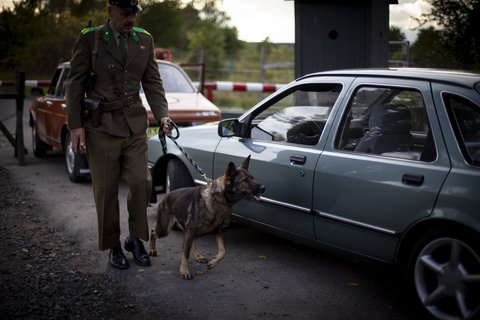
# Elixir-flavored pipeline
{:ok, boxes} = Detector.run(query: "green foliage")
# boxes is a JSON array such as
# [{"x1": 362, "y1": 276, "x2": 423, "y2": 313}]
[
  {"x1": 389, "y1": 26, "x2": 406, "y2": 41},
  {"x1": 410, "y1": 27, "x2": 455, "y2": 68},
  {"x1": 137, "y1": 0, "x2": 184, "y2": 48},
  {"x1": 0, "y1": 1, "x2": 107, "y2": 78},
  {"x1": 414, "y1": 0, "x2": 480, "y2": 70},
  {"x1": 0, "y1": 0, "x2": 246, "y2": 79},
  {"x1": 187, "y1": 19, "x2": 226, "y2": 78}
]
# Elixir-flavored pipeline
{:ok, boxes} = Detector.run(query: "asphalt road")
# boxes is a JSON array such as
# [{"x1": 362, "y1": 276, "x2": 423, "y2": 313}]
[{"x1": 0, "y1": 96, "x2": 424, "y2": 320}]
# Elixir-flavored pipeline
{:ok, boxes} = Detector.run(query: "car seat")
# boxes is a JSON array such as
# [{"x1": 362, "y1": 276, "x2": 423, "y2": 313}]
[{"x1": 355, "y1": 104, "x2": 412, "y2": 154}]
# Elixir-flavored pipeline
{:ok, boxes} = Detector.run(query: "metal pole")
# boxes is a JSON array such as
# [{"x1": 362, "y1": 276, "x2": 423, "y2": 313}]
[
  {"x1": 15, "y1": 69, "x2": 25, "y2": 165},
  {"x1": 259, "y1": 44, "x2": 266, "y2": 101}
]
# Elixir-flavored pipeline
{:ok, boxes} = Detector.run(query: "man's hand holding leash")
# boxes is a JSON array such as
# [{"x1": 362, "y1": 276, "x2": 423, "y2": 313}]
[{"x1": 160, "y1": 117, "x2": 172, "y2": 136}]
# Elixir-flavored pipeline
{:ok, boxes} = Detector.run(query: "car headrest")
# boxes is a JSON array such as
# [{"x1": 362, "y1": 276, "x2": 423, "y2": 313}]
[{"x1": 368, "y1": 104, "x2": 411, "y2": 134}]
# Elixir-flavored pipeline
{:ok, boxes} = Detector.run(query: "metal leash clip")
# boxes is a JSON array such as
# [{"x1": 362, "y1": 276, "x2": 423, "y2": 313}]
[{"x1": 158, "y1": 120, "x2": 212, "y2": 183}]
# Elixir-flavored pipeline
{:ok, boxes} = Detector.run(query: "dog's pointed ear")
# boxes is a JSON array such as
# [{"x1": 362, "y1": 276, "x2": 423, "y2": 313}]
[
  {"x1": 239, "y1": 155, "x2": 251, "y2": 170},
  {"x1": 224, "y1": 161, "x2": 237, "y2": 185}
]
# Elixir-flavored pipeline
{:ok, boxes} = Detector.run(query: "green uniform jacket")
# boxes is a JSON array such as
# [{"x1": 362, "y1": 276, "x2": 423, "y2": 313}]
[{"x1": 67, "y1": 21, "x2": 169, "y2": 137}]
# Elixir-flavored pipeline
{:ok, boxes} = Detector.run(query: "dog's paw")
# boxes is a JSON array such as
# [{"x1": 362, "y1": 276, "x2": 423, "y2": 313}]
[
  {"x1": 207, "y1": 260, "x2": 217, "y2": 269},
  {"x1": 180, "y1": 271, "x2": 193, "y2": 280},
  {"x1": 194, "y1": 255, "x2": 208, "y2": 264},
  {"x1": 149, "y1": 249, "x2": 157, "y2": 256}
]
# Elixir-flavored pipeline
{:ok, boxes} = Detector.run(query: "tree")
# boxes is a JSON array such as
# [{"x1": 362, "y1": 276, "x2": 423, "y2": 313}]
[
  {"x1": 410, "y1": 27, "x2": 455, "y2": 68},
  {"x1": 0, "y1": 0, "x2": 242, "y2": 79},
  {"x1": 136, "y1": 0, "x2": 184, "y2": 49},
  {"x1": 389, "y1": 26, "x2": 406, "y2": 41},
  {"x1": 0, "y1": 0, "x2": 107, "y2": 77},
  {"x1": 416, "y1": 0, "x2": 480, "y2": 70},
  {"x1": 185, "y1": 0, "x2": 243, "y2": 78},
  {"x1": 187, "y1": 18, "x2": 226, "y2": 78}
]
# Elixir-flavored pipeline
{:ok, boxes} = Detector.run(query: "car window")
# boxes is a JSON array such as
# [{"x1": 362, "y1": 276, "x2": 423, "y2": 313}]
[
  {"x1": 57, "y1": 68, "x2": 69, "y2": 98},
  {"x1": 443, "y1": 93, "x2": 480, "y2": 166},
  {"x1": 157, "y1": 63, "x2": 194, "y2": 93},
  {"x1": 335, "y1": 86, "x2": 436, "y2": 161},
  {"x1": 47, "y1": 68, "x2": 62, "y2": 96},
  {"x1": 249, "y1": 84, "x2": 342, "y2": 145}
]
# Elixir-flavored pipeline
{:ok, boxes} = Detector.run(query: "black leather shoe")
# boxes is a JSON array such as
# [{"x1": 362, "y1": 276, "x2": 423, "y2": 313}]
[
  {"x1": 109, "y1": 246, "x2": 129, "y2": 270},
  {"x1": 124, "y1": 235, "x2": 151, "y2": 266}
]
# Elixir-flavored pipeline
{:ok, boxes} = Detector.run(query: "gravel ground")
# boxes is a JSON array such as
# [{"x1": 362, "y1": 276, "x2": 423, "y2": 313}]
[{"x1": 0, "y1": 166, "x2": 152, "y2": 319}]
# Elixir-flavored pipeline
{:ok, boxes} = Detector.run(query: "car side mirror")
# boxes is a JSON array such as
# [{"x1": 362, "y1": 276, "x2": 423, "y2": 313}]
[
  {"x1": 218, "y1": 118, "x2": 240, "y2": 137},
  {"x1": 31, "y1": 87, "x2": 44, "y2": 96}
]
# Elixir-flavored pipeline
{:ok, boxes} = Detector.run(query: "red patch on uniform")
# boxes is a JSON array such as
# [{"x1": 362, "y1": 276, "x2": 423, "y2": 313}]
[{"x1": 140, "y1": 45, "x2": 146, "y2": 50}]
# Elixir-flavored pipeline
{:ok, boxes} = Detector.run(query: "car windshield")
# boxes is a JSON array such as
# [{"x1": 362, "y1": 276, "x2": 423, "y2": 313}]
[
  {"x1": 140, "y1": 63, "x2": 195, "y2": 94},
  {"x1": 157, "y1": 63, "x2": 195, "y2": 93}
]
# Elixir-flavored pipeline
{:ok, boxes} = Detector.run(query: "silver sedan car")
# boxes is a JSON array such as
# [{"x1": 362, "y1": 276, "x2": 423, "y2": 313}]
[{"x1": 148, "y1": 68, "x2": 480, "y2": 320}]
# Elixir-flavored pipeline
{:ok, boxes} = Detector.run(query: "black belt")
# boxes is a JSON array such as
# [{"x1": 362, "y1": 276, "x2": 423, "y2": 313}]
[{"x1": 102, "y1": 93, "x2": 140, "y2": 112}]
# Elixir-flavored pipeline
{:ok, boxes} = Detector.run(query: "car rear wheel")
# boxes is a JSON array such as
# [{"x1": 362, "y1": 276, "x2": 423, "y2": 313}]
[
  {"x1": 407, "y1": 230, "x2": 480, "y2": 320},
  {"x1": 165, "y1": 158, "x2": 194, "y2": 193},
  {"x1": 32, "y1": 124, "x2": 48, "y2": 157},
  {"x1": 64, "y1": 131, "x2": 89, "y2": 183}
]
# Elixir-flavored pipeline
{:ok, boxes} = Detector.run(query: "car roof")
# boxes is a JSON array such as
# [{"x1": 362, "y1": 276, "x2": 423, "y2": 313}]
[{"x1": 299, "y1": 68, "x2": 480, "y2": 89}]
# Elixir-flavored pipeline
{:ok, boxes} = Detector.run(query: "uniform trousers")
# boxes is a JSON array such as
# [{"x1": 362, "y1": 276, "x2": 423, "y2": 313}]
[{"x1": 85, "y1": 128, "x2": 152, "y2": 250}]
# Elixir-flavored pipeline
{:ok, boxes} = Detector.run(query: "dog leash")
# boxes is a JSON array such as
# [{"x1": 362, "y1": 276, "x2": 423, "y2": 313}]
[{"x1": 159, "y1": 120, "x2": 212, "y2": 183}]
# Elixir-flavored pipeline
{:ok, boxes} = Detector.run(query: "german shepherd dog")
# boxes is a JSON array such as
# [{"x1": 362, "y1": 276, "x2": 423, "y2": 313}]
[{"x1": 149, "y1": 155, "x2": 265, "y2": 279}]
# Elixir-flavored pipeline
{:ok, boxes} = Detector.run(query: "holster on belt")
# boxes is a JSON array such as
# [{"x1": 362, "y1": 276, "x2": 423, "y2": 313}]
[
  {"x1": 81, "y1": 97, "x2": 103, "y2": 128},
  {"x1": 81, "y1": 94, "x2": 140, "y2": 128}
]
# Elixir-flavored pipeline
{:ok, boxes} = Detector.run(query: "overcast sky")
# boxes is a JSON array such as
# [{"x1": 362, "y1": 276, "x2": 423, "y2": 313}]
[
  {"x1": 217, "y1": 0, "x2": 434, "y2": 43},
  {"x1": 0, "y1": 0, "x2": 435, "y2": 43}
]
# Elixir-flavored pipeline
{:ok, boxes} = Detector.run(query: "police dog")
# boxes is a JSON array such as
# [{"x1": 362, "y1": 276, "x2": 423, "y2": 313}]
[{"x1": 149, "y1": 155, "x2": 265, "y2": 279}]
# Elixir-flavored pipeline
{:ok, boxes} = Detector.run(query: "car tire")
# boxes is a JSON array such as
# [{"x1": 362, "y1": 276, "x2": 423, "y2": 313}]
[
  {"x1": 166, "y1": 158, "x2": 194, "y2": 193},
  {"x1": 32, "y1": 124, "x2": 48, "y2": 158},
  {"x1": 406, "y1": 229, "x2": 480, "y2": 320},
  {"x1": 64, "y1": 131, "x2": 89, "y2": 183}
]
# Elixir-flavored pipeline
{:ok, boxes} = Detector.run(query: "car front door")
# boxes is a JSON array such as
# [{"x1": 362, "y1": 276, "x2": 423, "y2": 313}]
[
  {"x1": 313, "y1": 78, "x2": 451, "y2": 262},
  {"x1": 213, "y1": 79, "x2": 349, "y2": 239}
]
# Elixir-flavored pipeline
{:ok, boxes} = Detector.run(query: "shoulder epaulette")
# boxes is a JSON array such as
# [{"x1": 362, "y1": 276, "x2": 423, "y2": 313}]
[
  {"x1": 81, "y1": 26, "x2": 102, "y2": 36},
  {"x1": 81, "y1": 27, "x2": 95, "y2": 35},
  {"x1": 133, "y1": 27, "x2": 151, "y2": 36}
]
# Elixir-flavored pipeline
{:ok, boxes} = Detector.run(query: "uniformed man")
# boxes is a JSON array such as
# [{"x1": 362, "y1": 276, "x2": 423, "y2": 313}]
[{"x1": 66, "y1": 0, "x2": 171, "y2": 270}]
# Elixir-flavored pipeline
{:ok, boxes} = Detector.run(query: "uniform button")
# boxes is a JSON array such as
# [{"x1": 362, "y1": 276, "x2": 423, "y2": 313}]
[{"x1": 124, "y1": 92, "x2": 128, "y2": 96}]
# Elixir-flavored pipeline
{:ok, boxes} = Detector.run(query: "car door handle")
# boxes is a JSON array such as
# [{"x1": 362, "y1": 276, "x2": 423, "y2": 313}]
[
  {"x1": 290, "y1": 154, "x2": 306, "y2": 165},
  {"x1": 46, "y1": 101, "x2": 53, "y2": 106},
  {"x1": 402, "y1": 173, "x2": 424, "y2": 186}
]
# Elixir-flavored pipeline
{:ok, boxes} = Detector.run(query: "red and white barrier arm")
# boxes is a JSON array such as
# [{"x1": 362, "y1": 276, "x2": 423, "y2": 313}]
[
  {"x1": 0, "y1": 80, "x2": 51, "y2": 87},
  {"x1": 206, "y1": 81, "x2": 285, "y2": 92},
  {"x1": 197, "y1": 81, "x2": 286, "y2": 101}
]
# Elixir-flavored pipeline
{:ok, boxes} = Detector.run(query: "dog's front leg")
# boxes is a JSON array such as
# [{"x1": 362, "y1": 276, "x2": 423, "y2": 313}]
[
  {"x1": 180, "y1": 231, "x2": 195, "y2": 279},
  {"x1": 208, "y1": 230, "x2": 226, "y2": 269},
  {"x1": 149, "y1": 223, "x2": 157, "y2": 256},
  {"x1": 191, "y1": 240, "x2": 208, "y2": 263}
]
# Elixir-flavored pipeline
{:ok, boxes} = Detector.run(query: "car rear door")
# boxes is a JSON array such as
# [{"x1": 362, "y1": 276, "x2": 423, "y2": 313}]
[
  {"x1": 213, "y1": 78, "x2": 350, "y2": 239},
  {"x1": 43, "y1": 66, "x2": 69, "y2": 149},
  {"x1": 312, "y1": 78, "x2": 451, "y2": 262},
  {"x1": 36, "y1": 67, "x2": 62, "y2": 143}
]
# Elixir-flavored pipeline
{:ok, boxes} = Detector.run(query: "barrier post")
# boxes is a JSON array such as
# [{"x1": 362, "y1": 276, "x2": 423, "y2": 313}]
[{"x1": 15, "y1": 69, "x2": 26, "y2": 164}]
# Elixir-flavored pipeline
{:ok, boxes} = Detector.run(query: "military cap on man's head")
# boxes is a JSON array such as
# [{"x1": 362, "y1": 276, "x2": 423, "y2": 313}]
[{"x1": 109, "y1": 0, "x2": 142, "y2": 12}]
